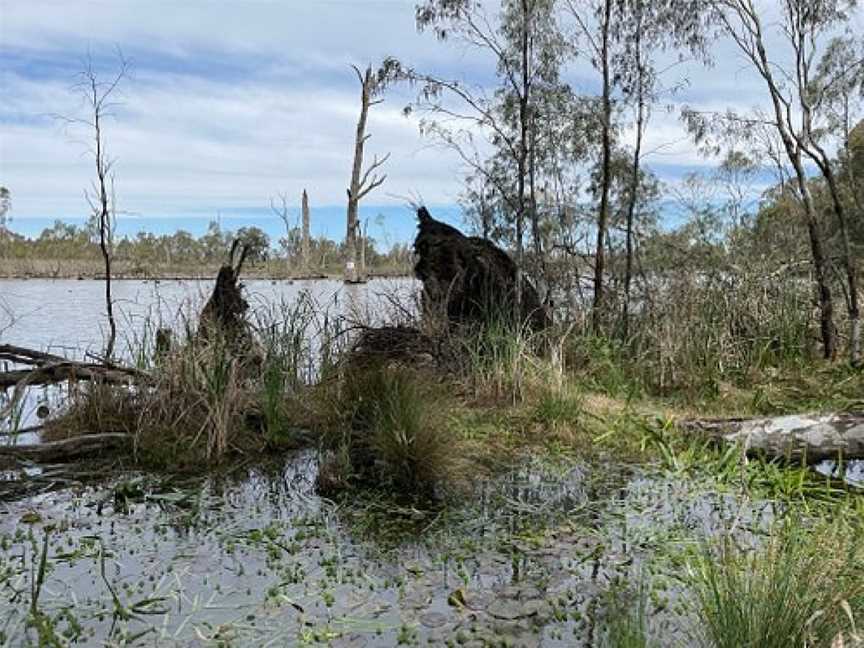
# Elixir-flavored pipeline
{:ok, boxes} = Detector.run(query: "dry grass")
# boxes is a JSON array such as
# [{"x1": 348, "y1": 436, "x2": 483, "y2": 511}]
[{"x1": 46, "y1": 336, "x2": 261, "y2": 467}]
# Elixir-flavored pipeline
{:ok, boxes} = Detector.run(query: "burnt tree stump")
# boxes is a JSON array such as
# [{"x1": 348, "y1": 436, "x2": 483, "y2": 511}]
[
  {"x1": 413, "y1": 207, "x2": 548, "y2": 331},
  {"x1": 199, "y1": 240, "x2": 251, "y2": 344}
]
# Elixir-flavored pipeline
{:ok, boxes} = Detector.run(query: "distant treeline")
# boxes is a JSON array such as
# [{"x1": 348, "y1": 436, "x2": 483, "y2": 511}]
[{"x1": 0, "y1": 219, "x2": 414, "y2": 278}]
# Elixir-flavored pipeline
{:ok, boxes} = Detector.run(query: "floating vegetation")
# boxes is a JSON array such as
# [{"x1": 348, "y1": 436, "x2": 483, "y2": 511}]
[{"x1": 2, "y1": 446, "x2": 859, "y2": 646}]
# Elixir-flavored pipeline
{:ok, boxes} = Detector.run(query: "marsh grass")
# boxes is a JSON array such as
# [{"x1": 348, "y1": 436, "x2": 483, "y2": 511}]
[
  {"x1": 316, "y1": 365, "x2": 460, "y2": 497},
  {"x1": 601, "y1": 580, "x2": 655, "y2": 648},
  {"x1": 689, "y1": 519, "x2": 864, "y2": 648},
  {"x1": 45, "y1": 292, "x2": 337, "y2": 467}
]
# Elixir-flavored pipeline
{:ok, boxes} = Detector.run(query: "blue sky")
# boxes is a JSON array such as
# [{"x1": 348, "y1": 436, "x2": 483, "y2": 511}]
[{"x1": 2, "y1": 0, "x2": 860, "y2": 243}]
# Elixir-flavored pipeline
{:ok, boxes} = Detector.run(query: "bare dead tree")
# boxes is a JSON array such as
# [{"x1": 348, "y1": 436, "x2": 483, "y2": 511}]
[
  {"x1": 71, "y1": 53, "x2": 130, "y2": 360},
  {"x1": 345, "y1": 63, "x2": 394, "y2": 283},
  {"x1": 301, "y1": 188, "x2": 311, "y2": 272},
  {"x1": 271, "y1": 192, "x2": 294, "y2": 275}
]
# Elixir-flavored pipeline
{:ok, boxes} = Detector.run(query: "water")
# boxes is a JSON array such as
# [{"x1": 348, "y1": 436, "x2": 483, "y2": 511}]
[
  {"x1": 0, "y1": 452, "x2": 774, "y2": 647},
  {"x1": 0, "y1": 277, "x2": 418, "y2": 358},
  {"x1": 0, "y1": 277, "x2": 417, "y2": 441}
]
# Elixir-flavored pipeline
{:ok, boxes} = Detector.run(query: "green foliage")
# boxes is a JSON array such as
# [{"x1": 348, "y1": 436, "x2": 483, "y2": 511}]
[
  {"x1": 689, "y1": 519, "x2": 864, "y2": 648},
  {"x1": 319, "y1": 366, "x2": 457, "y2": 497},
  {"x1": 0, "y1": 217, "x2": 412, "y2": 277},
  {"x1": 601, "y1": 581, "x2": 655, "y2": 648}
]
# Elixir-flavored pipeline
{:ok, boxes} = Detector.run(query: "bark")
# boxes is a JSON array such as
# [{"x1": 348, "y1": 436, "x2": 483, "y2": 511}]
[
  {"x1": 301, "y1": 189, "x2": 311, "y2": 273},
  {"x1": 0, "y1": 433, "x2": 130, "y2": 463},
  {"x1": 346, "y1": 66, "x2": 388, "y2": 284},
  {"x1": 623, "y1": 1, "x2": 645, "y2": 339},
  {"x1": 0, "y1": 362, "x2": 145, "y2": 390},
  {"x1": 413, "y1": 206, "x2": 548, "y2": 331},
  {"x1": 91, "y1": 88, "x2": 117, "y2": 360},
  {"x1": 0, "y1": 344, "x2": 67, "y2": 367},
  {"x1": 346, "y1": 71, "x2": 367, "y2": 284},
  {"x1": 681, "y1": 412, "x2": 864, "y2": 463},
  {"x1": 592, "y1": 0, "x2": 613, "y2": 334},
  {"x1": 804, "y1": 150, "x2": 860, "y2": 366},
  {"x1": 515, "y1": 0, "x2": 531, "y2": 322},
  {"x1": 198, "y1": 239, "x2": 250, "y2": 344}
]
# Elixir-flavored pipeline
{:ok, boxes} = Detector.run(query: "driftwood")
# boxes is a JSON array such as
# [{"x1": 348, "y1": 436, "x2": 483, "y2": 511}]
[
  {"x1": 413, "y1": 207, "x2": 549, "y2": 331},
  {"x1": 0, "y1": 344, "x2": 68, "y2": 366},
  {"x1": 0, "y1": 360, "x2": 144, "y2": 390},
  {"x1": 0, "y1": 433, "x2": 130, "y2": 463},
  {"x1": 681, "y1": 412, "x2": 864, "y2": 462}
]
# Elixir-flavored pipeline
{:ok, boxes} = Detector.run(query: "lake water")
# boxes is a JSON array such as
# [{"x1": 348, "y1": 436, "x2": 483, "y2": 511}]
[{"x1": 0, "y1": 277, "x2": 418, "y2": 360}]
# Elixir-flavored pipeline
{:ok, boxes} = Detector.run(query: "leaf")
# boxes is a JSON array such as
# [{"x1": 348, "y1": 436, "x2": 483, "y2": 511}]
[{"x1": 447, "y1": 587, "x2": 467, "y2": 608}]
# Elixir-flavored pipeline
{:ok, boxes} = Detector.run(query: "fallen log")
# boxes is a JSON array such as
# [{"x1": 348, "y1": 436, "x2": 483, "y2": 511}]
[
  {"x1": 0, "y1": 361, "x2": 147, "y2": 390},
  {"x1": 0, "y1": 344, "x2": 68, "y2": 366},
  {"x1": 0, "y1": 433, "x2": 130, "y2": 463},
  {"x1": 680, "y1": 412, "x2": 864, "y2": 462}
]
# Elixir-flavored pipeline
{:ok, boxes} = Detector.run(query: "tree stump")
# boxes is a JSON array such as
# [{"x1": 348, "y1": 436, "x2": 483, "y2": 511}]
[{"x1": 413, "y1": 207, "x2": 548, "y2": 331}]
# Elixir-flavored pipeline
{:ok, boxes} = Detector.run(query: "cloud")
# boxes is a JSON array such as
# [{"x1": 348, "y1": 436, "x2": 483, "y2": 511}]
[{"x1": 2, "y1": 0, "x2": 857, "y2": 223}]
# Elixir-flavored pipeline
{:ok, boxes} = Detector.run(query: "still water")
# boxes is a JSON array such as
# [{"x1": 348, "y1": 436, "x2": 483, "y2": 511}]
[
  {"x1": 0, "y1": 277, "x2": 418, "y2": 359},
  {"x1": 0, "y1": 279, "x2": 859, "y2": 646}
]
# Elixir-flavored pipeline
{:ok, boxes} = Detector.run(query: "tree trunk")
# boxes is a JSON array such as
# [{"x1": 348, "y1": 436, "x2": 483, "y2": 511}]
[
  {"x1": 797, "y1": 166, "x2": 837, "y2": 360},
  {"x1": 94, "y1": 109, "x2": 116, "y2": 359},
  {"x1": 681, "y1": 412, "x2": 864, "y2": 463},
  {"x1": 592, "y1": 0, "x2": 613, "y2": 335},
  {"x1": 805, "y1": 151, "x2": 860, "y2": 366},
  {"x1": 302, "y1": 189, "x2": 311, "y2": 274},
  {"x1": 346, "y1": 69, "x2": 371, "y2": 284},
  {"x1": 723, "y1": 6, "x2": 837, "y2": 359},
  {"x1": 623, "y1": 1, "x2": 645, "y2": 340}
]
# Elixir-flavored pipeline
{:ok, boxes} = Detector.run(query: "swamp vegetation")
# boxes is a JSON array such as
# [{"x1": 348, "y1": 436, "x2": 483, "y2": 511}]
[
  {"x1": 2, "y1": 206, "x2": 864, "y2": 646},
  {"x1": 2, "y1": 0, "x2": 864, "y2": 644}
]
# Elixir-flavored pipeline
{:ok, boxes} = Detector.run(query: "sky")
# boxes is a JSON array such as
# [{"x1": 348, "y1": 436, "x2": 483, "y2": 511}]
[{"x1": 1, "y1": 0, "x2": 861, "y2": 243}]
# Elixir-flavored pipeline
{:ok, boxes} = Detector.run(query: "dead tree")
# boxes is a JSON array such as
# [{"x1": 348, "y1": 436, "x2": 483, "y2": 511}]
[
  {"x1": 64, "y1": 53, "x2": 129, "y2": 359},
  {"x1": 199, "y1": 239, "x2": 250, "y2": 344},
  {"x1": 271, "y1": 192, "x2": 294, "y2": 275},
  {"x1": 301, "y1": 188, "x2": 311, "y2": 273},
  {"x1": 345, "y1": 63, "x2": 395, "y2": 283},
  {"x1": 682, "y1": 412, "x2": 864, "y2": 463}
]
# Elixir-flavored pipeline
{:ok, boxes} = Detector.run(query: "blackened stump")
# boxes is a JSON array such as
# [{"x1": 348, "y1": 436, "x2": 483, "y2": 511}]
[{"x1": 413, "y1": 207, "x2": 548, "y2": 331}]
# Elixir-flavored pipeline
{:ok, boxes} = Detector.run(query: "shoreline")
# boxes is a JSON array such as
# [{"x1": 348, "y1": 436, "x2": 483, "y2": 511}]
[{"x1": 0, "y1": 270, "x2": 414, "y2": 281}]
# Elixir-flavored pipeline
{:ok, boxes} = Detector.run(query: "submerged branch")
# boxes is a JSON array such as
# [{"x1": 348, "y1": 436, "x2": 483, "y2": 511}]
[{"x1": 0, "y1": 433, "x2": 130, "y2": 463}]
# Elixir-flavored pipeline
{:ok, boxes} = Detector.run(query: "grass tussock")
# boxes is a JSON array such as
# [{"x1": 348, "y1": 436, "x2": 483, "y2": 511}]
[
  {"x1": 689, "y1": 519, "x2": 864, "y2": 648},
  {"x1": 45, "y1": 294, "x2": 330, "y2": 468},
  {"x1": 315, "y1": 364, "x2": 461, "y2": 498},
  {"x1": 47, "y1": 336, "x2": 259, "y2": 467}
]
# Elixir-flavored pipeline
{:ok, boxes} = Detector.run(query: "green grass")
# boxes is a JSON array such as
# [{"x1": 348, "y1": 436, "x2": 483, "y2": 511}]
[
  {"x1": 601, "y1": 582, "x2": 655, "y2": 648},
  {"x1": 317, "y1": 365, "x2": 459, "y2": 497},
  {"x1": 689, "y1": 518, "x2": 864, "y2": 648}
]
